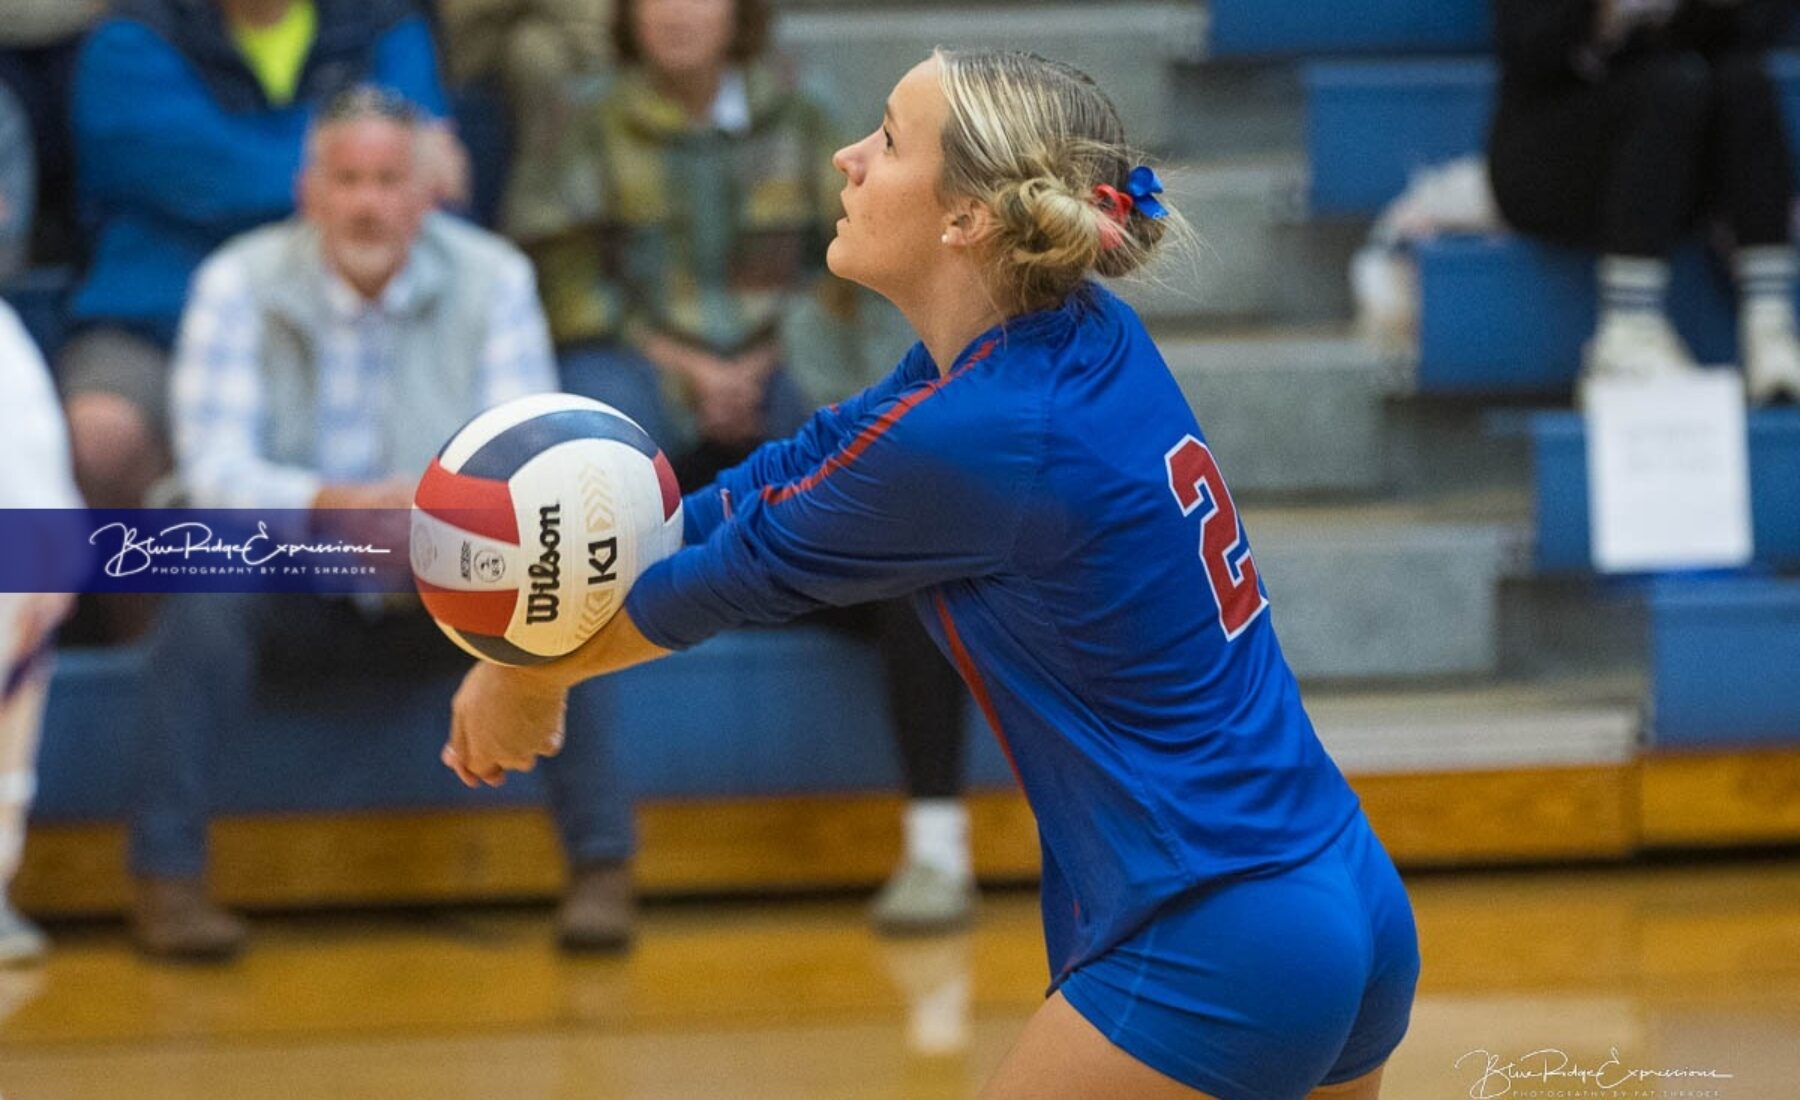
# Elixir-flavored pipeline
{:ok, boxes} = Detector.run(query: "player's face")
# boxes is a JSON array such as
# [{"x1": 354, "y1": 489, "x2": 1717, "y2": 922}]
[
  {"x1": 828, "y1": 58, "x2": 955, "y2": 302},
  {"x1": 303, "y1": 118, "x2": 430, "y2": 294}
]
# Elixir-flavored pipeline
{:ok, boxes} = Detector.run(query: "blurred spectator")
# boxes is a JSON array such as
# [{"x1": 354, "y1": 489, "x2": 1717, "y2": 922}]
[
  {"x1": 59, "y1": 0, "x2": 459, "y2": 514},
  {"x1": 508, "y1": 0, "x2": 978, "y2": 933},
  {"x1": 435, "y1": 0, "x2": 614, "y2": 226},
  {"x1": 0, "y1": 81, "x2": 30, "y2": 282},
  {"x1": 437, "y1": 0, "x2": 611, "y2": 119},
  {"x1": 132, "y1": 89, "x2": 636, "y2": 960},
  {"x1": 1489, "y1": 0, "x2": 1800, "y2": 402},
  {"x1": 0, "y1": 300, "x2": 81, "y2": 965},
  {"x1": 504, "y1": 0, "x2": 823, "y2": 473},
  {"x1": 0, "y1": 0, "x2": 106, "y2": 267}
]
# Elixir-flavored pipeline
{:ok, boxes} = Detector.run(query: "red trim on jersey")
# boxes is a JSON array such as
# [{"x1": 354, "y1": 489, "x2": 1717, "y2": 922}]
[
  {"x1": 414, "y1": 459, "x2": 520, "y2": 544},
  {"x1": 652, "y1": 451, "x2": 681, "y2": 521},
  {"x1": 414, "y1": 577, "x2": 516, "y2": 636},
  {"x1": 760, "y1": 339, "x2": 999, "y2": 507},
  {"x1": 933, "y1": 590, "x2": 1022, "y2": 790}
]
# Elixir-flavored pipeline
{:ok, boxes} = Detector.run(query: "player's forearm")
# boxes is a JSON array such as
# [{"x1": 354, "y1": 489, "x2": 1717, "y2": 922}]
[{"x1": 519, "y1": 607, "x2": 671, "y2": 692}]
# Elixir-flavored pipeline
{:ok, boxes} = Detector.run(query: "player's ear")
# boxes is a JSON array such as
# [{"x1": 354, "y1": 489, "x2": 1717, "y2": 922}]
[{"x1": 942, "y1": 199, "x2": 997, "y2": 249}]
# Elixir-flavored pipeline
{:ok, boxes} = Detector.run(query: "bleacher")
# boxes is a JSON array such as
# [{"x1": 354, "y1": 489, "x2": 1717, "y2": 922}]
[
  {"x1": 1215, "y1": 0, "x2": 1800, "y2": 845},
  {"x1": 10, "y1": 0, "x2": 1800, "y2": 917}
]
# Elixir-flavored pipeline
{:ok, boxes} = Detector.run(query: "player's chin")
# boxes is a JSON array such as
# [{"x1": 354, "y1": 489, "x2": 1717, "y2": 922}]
[{"x1": 825, "y1": 235, "x2": 853, "y2": 279}]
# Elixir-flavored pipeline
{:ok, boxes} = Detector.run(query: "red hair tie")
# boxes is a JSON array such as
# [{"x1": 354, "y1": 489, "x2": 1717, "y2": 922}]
[{"x1": 1093, "y1": 184, "x2": 1134, "y2": 251}]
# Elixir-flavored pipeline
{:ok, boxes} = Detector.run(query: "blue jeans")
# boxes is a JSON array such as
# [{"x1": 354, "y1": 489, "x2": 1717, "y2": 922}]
[{"x1": 130, "y1": 593, "x2": 634, "y2": 878}]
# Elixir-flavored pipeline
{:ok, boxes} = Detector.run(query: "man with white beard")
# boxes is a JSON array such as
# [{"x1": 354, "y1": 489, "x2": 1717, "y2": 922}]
[{"x1": 134, "y1": 86, "x2": 640, "y2": 961}]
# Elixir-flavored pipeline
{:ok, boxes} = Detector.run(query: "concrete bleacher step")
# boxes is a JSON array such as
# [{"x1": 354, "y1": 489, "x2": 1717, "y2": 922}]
[
  {"x1": 1246, "y1": 498, "x2": 1526, "y2": 681},
  {"x1": 1531, "y1": 408, "x2": 1800, "y2": 573},
  {"x1": 774, "y1": 2, "x2": 1203, "y2": 150},
  {"x1": 1113, "y1": 157, "x2": 1361, "y2": 325},
  {"x1": 1381, "y1": 397, "x2": 1533, "y2": 500},
  {"x1": 1307, "y1": 677, "x2": 1640, "y2": 773},
  {"x1": 1164, "y1": 59, "x2": 1306, "y2": 159},
  {"x1": 1497, "y1": 573, "x2": 1652, "y2": 683},
  {"x1": 1155, "y1": 330, "x2": 1394, "y2": 497}
]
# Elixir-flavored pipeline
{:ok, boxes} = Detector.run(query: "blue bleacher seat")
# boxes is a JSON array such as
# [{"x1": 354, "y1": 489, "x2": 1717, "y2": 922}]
[
  {"x1": 1305, "y1": 58, "x2": 1495, "y2": 216},
  {"x1": 1305, "y1": 52, "x2": 1800, "y2": 217},
  {"x1": 1650, "y1": 575, "x2": 1800, "y2": 746},
  {"x1": 32, "y1": 629, "x2": 1014, "y2": 826},
  {"x1": 1417, "y1": 236, "x2": 1742, "y2": 393},
  {"x1": 1530, "y1": 408, "x2": 1800, "y2": 574},
  {"x1": 1210, "y1": 0, "x2": 1490, "y2": 58}
]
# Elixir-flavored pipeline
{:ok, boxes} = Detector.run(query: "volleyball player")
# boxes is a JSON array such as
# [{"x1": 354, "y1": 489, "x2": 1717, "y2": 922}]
[{"x1": 444, "y1": 49, "x2": 1421, "y2": 1099}]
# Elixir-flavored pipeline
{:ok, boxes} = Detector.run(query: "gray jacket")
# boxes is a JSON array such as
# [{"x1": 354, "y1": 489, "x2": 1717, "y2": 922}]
[{"x1": 227, "y1": 212, "x2": 535, "y2": 483}]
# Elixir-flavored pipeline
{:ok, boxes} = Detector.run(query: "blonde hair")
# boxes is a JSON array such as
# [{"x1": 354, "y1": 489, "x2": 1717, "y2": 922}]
[{"x1": 933, "y1": 48, "x2": 1191, "y2": 311}]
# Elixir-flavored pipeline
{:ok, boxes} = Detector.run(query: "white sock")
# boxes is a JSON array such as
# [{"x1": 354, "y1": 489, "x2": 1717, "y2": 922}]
[
  {"x1": 1737, "y1": 245, "x2": 1798, "y2": 326},
  {"x1": 1598, "y1": 255, "x2": 1671, "y2": 328},
  {"x1": 907, "y1": 970, "x2": 971, "y2": 1056},
  {"x1": 904, "y1": 799, "x2": 971, "y2": 882}
]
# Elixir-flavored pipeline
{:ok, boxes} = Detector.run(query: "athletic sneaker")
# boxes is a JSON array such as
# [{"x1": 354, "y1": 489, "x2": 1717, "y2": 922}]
[
  {"x1": 871, "y1": 862, "x2": 977, "y2": 936},
  {"x1": 0, "y1": 904, "x2": 48, "y2": 966},
  {"x1": 1743, "y1": 303, "x2": 1800, "y2": 404},
  {"x1": 1582, "y1": 312, "x2": 1701, "y2": 385}
]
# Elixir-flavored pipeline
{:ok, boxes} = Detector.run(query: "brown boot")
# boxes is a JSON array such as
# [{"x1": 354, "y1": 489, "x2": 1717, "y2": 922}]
[
  {"x1": 557, "y1": 861, "x2": 634, "y2": 954},
  {"x1": 131, "y1": 878, "x2": 248, "y2": 962}
]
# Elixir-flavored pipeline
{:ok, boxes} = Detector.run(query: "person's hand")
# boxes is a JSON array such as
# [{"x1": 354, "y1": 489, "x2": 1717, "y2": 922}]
[
  {"x1": 312, "y1": 477, "x2": 415, "y2": 550},
  {"x1": 7, "y1": 592, "x2": 73, "y2": 669},
  {"x1": 688, "y1": 355, "x2": 765, "y2": 445},
  {"x1": 733, "y1": 340, "x2": 781, "y2": 386},
  {"x1": 419, "y1": 121, "x2": 474, "y2": 210},
  {"x1": 640, "y1": 332, "x2": 767, "y2": 445},
  {"x1": 443, "y1": 662, "x2": 568, "y2": 787},
  {"x1": 439, "y1": 609, "x2": 670, "y2": 786},
  {"x1": 1596, "y1": 0, "x2": 1679, "y2": 43}
]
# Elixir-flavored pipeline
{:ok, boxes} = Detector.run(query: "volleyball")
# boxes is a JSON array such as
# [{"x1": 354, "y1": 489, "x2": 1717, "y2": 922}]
[{"x1": 409, "y1": 394, "x2": 684, "y2": 666}]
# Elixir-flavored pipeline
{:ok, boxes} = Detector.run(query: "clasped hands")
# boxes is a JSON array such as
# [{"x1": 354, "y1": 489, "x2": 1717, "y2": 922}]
[{"x1": 442, "y1": 660, "x2": 572, "y2": 788}]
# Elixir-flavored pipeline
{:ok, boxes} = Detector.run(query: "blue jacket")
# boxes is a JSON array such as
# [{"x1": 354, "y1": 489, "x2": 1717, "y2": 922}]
[
  {"x1": 70, "y1": 0, "x2": 448, "y2": 345},
  {"x1": 627, "y1": 284, "x2": 1363, "y2": 986}
]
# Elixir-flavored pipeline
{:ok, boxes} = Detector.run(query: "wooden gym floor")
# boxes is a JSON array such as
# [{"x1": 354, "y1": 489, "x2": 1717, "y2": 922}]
[{"x1": 2, "y1": 851, "x2": 1799, "y2": 1099}]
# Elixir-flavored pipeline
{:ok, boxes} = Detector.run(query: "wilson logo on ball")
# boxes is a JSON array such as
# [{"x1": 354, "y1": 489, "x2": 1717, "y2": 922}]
[{"x1": 411, "y1": 394, "x2": 683, "y2": 665}]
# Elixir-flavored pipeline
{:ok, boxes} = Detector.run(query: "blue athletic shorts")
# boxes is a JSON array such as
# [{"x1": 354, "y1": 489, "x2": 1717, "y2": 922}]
[{"x1": 1059, "y1": 809, "x2": 1420, "y2": 1100}]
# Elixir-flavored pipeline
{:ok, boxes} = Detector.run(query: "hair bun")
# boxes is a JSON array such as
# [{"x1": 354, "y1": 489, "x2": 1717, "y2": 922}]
[{"x1": 934, "y1": 50, "x2": 1183, "y2": 307}]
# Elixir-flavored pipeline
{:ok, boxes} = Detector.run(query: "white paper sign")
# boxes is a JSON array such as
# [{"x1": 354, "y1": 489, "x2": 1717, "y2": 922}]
[{"x1": 1584, "y1": 372, "x2": 1753, "y2": 573}]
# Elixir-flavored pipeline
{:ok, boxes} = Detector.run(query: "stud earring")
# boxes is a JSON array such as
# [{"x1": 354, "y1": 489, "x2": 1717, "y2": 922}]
[{"x1": 941, "y1": 233, "x2": 951, "y2": 244}]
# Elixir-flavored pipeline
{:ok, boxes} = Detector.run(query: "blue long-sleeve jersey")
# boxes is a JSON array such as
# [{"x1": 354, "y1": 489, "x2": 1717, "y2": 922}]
[{"x1": 625, "y1": 283, "x2": 1363, "y2": 986}]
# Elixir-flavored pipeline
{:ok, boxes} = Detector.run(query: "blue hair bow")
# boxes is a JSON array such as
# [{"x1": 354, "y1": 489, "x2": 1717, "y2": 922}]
[{"x1": 1125, "y1": 166, "x2": 1168, "y2": 220}]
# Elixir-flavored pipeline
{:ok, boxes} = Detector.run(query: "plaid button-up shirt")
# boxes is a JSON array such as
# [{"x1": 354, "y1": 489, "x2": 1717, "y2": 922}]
[{"x1": 171, "y1": 232, "x2": 557, "y2": 510}]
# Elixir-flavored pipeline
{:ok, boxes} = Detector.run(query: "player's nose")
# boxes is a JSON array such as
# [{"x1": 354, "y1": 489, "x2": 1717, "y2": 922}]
[{"x1": 832, "y1": 139, "x2": 864, "y2": 184}]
